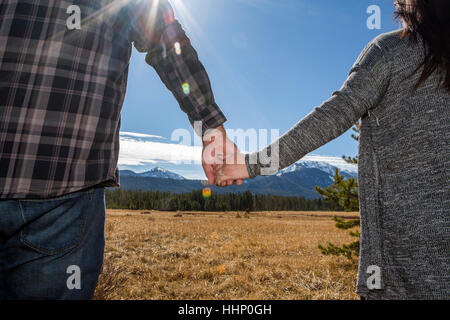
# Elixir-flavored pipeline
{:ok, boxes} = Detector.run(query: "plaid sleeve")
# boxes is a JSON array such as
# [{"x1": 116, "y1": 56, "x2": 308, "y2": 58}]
[{"x1": 128, "y1": 0, "x2": 227, "y2": 135}]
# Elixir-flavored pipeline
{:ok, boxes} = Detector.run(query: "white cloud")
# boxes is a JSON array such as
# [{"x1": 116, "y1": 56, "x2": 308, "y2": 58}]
[
  {"x1": 120, "y1": 131, "x2": 165, "y2": 140},
  {"x1": 118, "y1": 132, "x2": 202, "y2": 166}
]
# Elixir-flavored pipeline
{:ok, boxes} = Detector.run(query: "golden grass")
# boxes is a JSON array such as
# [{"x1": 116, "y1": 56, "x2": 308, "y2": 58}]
[{"x1": 93, "y1": 210, "x2": 360, "y2": 300}]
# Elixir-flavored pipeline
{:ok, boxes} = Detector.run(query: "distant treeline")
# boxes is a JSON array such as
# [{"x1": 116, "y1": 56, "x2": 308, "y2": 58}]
[{"x1": 105, "y1": 189, "x2": 343, "y2": 212}]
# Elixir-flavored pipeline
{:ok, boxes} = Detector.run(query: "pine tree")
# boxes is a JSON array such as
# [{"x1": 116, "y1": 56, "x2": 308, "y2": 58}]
[
  {"x1": 316, "y1": 123, "x2": 361, "y2": 260},
  {"x1": 315, "y1": 169, "x2": 359, "y2": 212},
  {"x1": 318, "y1": 216, "x2": 360, "y2": 260},
  {"x1": 242, "y1": 190, "x2": 254, "y2": 212}
]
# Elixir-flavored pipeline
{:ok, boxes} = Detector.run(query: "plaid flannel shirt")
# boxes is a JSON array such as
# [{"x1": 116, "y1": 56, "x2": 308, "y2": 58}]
[{"x1": 0, "y1": 0, "x2": 226, "y2": 199}]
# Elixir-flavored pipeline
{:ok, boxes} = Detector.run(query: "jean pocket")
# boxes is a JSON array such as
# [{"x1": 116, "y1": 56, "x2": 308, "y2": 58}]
[{"x1": 19, "y1": 190, "x2": 92, "y2": 255}]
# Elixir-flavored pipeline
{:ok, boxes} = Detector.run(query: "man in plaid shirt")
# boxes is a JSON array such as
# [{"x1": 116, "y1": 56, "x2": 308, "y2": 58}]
[{"x1": 0, "y1": 0, "x2": 238, "y2": 299}]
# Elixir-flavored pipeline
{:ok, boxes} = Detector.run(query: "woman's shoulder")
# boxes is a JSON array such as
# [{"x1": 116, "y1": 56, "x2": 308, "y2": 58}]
[
  {"x1": 353, "y1": 31, "x2": 405, "y2": 73},
  {"x1": 370, "y1": 29, "x2": 418, "y2": 56}
]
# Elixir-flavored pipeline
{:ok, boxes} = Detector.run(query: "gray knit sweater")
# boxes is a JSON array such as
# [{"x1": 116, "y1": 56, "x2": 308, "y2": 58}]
[{"x1": 245, "y1": 30, "x2": 450, "y2": 300}]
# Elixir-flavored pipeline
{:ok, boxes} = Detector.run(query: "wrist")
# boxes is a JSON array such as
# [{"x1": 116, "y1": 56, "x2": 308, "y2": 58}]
[
  {"x1": 237, "y1": 153, "x2": 250, "y2": 179},
  {"x1": 245, "y1": 153, "x2": 261, "y2": 178},
  {"x1": 202, "y1": 125, "x2": 226, "y2": 146}
]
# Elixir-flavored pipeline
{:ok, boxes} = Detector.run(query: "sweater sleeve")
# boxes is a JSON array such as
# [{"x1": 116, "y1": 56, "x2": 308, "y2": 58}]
[{"x1": 246, "y1": 40, "x2": 391, "y2": 177}]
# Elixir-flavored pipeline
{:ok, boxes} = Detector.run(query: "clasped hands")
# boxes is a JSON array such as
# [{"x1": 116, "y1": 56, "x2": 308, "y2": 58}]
[{"x1": 202, "y1": 126, "x2": 250, "y2": 187}]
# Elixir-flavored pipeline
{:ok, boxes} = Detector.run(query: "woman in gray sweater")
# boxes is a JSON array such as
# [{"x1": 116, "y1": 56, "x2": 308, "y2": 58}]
[{"x1": 215, "y1": 0, "x2": 449, "y2": 299}]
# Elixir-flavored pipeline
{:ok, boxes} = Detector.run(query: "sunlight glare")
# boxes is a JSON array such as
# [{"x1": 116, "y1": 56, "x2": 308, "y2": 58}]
[
  {"x1": 174, "y1": 42, "x2": 182, "y2": 55},
  {"x1": 182, "y1": 82, "x2": 190, "y2": 95}
]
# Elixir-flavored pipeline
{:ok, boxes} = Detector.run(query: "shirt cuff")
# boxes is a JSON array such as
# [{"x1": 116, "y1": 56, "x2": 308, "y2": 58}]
[
  {"x1": 190, "y1": 104, "x2": 227, "y2": 136},
  {"x1": 245, "y1": 153, "x2": 261, "y2": 178}
]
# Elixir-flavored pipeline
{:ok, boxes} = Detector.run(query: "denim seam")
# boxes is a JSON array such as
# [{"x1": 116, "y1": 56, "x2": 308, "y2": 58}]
[{"x1": 18, "y1": 201, "x2": 27, "y2": 224}]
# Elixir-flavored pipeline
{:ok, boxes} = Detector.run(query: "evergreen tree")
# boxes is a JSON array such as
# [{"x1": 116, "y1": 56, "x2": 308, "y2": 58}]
[
  {"x1": 315, "y1": 169, "x2": 359, "y2": 212},
  {"x1": 318, "y1": 216, "x2": 360, "y2": 260},
  {"x1": 242, "y1": 190, "x2": 254, "y2": 212},
  {"x1": 315, "y1": 123, "x2": 361, "y2": 260}
]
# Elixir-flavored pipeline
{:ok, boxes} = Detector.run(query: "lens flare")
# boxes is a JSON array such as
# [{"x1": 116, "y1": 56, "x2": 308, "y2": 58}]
[
  {"x1": 182, "y1": 82, "x2": 190, "y2": 95},
  {"x1": 174, "y1": 42, "x2": 182, "y2": 55},
  {"x1": 202, "y1": 187, "x2": 212, "y2": 199}
]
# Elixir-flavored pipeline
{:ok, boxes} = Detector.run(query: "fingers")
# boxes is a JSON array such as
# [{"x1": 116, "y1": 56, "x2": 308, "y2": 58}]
[
  {"x1": 215, "y1": 179, "x2": 243, "y2": 187},
  {"x1": 215, "y1": 176, "x2": 227, "y2": 187},
  {"x1": 214, "y1": 177, "x2": 239, "y2": 188},
  {"x1": 202, "y1": 163, "x2": 215, "y2": 185},
  {"x1": 214, "y1": 174, "x2": 229, "y2": 187}
]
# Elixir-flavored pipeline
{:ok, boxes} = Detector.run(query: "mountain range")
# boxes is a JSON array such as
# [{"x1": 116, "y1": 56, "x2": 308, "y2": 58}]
[
  {"x1": 117, "y1": 160, "x2": 358, "y2": 199},
  {"x1": 120, "y1": 167, "x2": 185, "y2": 180}
]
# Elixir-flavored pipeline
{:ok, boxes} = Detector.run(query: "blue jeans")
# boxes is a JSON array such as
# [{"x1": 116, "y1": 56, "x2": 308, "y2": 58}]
[{"x1": 0, "y1": 187, "x2": 105, "y2": 300}]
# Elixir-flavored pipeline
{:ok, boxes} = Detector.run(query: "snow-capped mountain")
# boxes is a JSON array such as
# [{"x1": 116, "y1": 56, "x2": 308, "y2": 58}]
[
  {"x1": 121, "y1": 167, "x2": 185, "y2": 180},
  {"x1": 277, "y1": 157, "x2": 358, "y2": 179}
]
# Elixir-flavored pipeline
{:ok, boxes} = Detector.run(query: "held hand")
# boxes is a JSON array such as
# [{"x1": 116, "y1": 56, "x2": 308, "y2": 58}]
[
  {"x1": 214, "y1": 152, "x2": 250, "y2": 187},
  {"x1": 202, "y1": 125, "x2": 244, "y2": 186}
]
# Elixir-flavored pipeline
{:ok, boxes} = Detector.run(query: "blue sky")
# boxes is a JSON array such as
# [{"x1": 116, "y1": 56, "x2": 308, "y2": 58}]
[{"x1": 118, "y1": 0, "x2": 399, "y2": 179}]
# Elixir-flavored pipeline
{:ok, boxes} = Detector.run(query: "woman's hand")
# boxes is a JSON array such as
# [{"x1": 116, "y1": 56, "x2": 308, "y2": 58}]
[{"x1": 214, "y1": 152, "x2": 250, "y2": 187}]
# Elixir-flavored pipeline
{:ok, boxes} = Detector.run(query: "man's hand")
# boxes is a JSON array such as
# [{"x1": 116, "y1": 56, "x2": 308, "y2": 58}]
[
  {"x1": 202, "y1": 125, "x2": 244, "y2": 186},
  {"x1": 214, "y1": 152, "x2": 250, "y2": 187}
]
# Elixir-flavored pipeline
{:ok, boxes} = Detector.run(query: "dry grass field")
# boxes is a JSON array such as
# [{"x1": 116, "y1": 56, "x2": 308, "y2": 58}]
[{"x1": 93, "y1": 210, "x2": 360, "y2": 300}]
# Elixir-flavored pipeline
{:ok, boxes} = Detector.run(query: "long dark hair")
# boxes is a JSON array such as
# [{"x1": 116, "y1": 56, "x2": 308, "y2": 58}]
[{"x1": 394, "y1": 0, "x2": 450, "y2": 92}]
